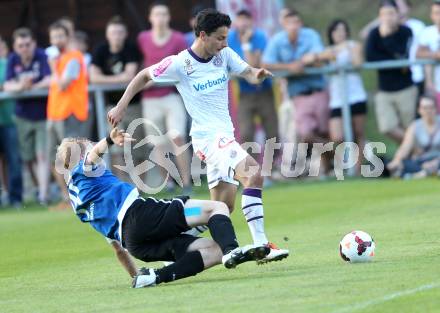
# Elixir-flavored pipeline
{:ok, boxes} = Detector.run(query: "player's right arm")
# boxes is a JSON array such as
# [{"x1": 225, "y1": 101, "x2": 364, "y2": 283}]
[
  {"x1": 108, "y1": 55, "x2": 179, "y2": 127},
  {"x1": 107, "y1": 68, "x2": 152, "y2": 127}
]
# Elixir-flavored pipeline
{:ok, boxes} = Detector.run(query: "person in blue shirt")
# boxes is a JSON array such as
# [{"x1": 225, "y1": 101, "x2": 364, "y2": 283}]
[
  {"x1": 228, "y1": 9, "x2": 279, "y2": 162},
  {"x1": 4, "y1": 27, "x2": 51, "y2": 205},
  {"x1": 262, "y1": 8, "x2": 330, "y2": 149},
  {"x1": 57, "y1": 128, "x2": 269, "y2": 288},
  {"x1": 184, "y1": 4, "x2": 207, "y2": 47}
]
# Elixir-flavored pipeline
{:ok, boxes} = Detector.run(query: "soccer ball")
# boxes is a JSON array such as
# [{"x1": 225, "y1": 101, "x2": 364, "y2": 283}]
[{"x1": 339, "y1": 230, "x2": 375, "y2": 263}]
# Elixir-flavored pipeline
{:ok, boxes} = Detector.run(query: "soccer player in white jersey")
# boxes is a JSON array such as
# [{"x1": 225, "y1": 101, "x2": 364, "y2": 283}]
[
  {"x1": 108, "y1": 8, "x2": 289, "y2": 263},
  {"x1": 58, "y1": 128, "x2": 269, "y2": 288}
]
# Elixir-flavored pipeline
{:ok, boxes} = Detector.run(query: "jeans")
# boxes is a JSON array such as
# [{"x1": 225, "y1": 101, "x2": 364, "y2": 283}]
[{"x1": 0, "y1": 125, "x2": 23, "y2": 204}]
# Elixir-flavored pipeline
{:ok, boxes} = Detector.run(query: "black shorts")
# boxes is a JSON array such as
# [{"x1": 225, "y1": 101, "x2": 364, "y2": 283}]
[
  {"x1": 121, "y1": 196, "x2": 198, "y2": 262},
  {"x1": 330, "y1": 101, "x2": 367, "y2": 118}
]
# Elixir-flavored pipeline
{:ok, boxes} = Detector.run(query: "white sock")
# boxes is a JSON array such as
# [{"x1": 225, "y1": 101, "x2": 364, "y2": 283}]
[
  {"x1": 242, "y1": 188, "x2": 269, "y2": 245},
  {"x1": 184, "y1": 225, "x2": 208, "y2": 237}
]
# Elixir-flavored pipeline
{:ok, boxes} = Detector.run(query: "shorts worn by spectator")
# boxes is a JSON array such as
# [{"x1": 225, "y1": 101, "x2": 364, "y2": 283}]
[
  {"x1": 262, "y1": 9, "x2": 329, "y2": 146},
  {"x1": 387, "y1": 95, "x2": 440, "y2": 178},
  {"x1": 4, "y1": 27, "x2": 51, "y2": 204},
  {"x1": 228, "y1": 9, "x2": 279, "y2": 162},
  {"x1": 0, "y1": 44, "x2": 23, "y2": 207},
  {"x1": 366, "y1": 1, "x2": 417, "y2": 144}
]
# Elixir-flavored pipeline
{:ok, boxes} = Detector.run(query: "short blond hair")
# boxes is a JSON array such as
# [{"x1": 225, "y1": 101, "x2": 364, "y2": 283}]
[{"x1": 56, "y1": 137, "x2": 91, "y2": 170}]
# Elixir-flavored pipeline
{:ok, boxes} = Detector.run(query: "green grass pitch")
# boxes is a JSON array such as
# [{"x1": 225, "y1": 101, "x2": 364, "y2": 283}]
[{"x1": 1, "y1": 178, "x2": 439, "y2": 313}]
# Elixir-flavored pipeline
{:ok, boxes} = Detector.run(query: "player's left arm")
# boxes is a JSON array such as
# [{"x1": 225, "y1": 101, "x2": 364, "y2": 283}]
[
  {"x1": 239, "y1": 66, "x2": 274, "y2": 85},
  {"x1": 109, "y1": 240, "x2": 139, "y2": 278},
  {"x1": 85, "y1": 128, "x2": 135, "y2": 166}
]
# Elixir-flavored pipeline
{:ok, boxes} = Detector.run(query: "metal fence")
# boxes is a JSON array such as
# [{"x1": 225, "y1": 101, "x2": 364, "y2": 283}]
[{"x1": 0, "y1": 58, "x2": 436, "y2": 157}]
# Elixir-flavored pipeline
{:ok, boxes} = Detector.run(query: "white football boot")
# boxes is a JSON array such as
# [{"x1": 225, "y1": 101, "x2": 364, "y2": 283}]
[
  {"x1": 132, "y1": 268, "x2": 157, "y2": 288},
  {"x1": 257, "y1": 242, "x2": 289, "y2": 264}
]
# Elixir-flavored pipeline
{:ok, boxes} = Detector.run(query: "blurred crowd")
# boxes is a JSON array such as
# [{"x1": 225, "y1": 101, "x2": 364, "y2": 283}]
[{"x1": 1, "y1": 0, "x2": 440, "y2": 209}]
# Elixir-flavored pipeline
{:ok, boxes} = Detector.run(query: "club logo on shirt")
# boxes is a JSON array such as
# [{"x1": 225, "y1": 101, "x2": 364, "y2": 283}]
[
  {"x1": 192, "y1": 74, "x2": 227, "y2": 92},
  {"x1": 213, "y1": 55, "x2": 223, "y2": 67},
  {"x1": 153, "y1": 57, "x2": 173, "y2": 77},
  {"x1": 184, "y1": 58, "x2": 195, "y2": 75}
]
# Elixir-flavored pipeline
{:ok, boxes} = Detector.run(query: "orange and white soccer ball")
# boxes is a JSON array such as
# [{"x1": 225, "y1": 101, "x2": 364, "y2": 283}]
[{"x1": 339, "y1": 230, "x2": 375, "y2": 263}]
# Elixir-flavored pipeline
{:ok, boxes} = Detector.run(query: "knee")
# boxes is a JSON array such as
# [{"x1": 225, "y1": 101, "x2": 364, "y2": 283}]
[
  {"x1": 172, "y1": 135, "x2": 184, "y2": 146},
  {"x1": 210, "y1": 201, "x2": 230, "y2": 216},
  {"x1": 242, "y1": 168, "x2": 264, "y2": 188},
  {"x1": 331, "y1": 136, "x2": 343, "y2": 146},
  {"x1": 199, "y1": 242, "x2": 222, "y2": 267}
]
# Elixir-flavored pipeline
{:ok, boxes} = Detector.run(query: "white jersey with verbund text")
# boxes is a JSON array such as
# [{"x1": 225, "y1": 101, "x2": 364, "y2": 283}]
[{"x1": 148, "y1": 47, "x2": 249, "y2": 139}]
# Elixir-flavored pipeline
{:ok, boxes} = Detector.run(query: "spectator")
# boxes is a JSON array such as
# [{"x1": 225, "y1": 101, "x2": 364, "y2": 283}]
[
  {"x1": 228, "y1": 9, "x2": 279, "y2": 161},
  {"x1": 90, "y1": 16, "x2": 144, "y2": 179},
  {"x1": 387, "y1": 94, "x2": 440, "y2": 178},
  {"x1": 184, "y1": 4, "x2": 207, "y2": 47},
  {"x1": 45, "y1": 16, "x2": 75, "y2": 59},
  {"x1": 317, "y1": 20, "x2": 368, "y2": 173},
  {"x1": 72, "y1": 31, "x2": 91, "y2": 68},
  {"x1": 360, "y1": 0, "x2": 426, "y2": 94},
  {"x1": 0, "y1": 36, "x2": 23, "y2": 207},
  {"x1": 46, "y1": 21, "x2": 89, "y2": 210},
  {"x1": 262, "y1": 8, "x2": 329, "y2": 174},
  {"x1": 4, "y1": 28, "x2": 51, "y2": 205},
  {"x1": 137, "y1": 1, "x2": 191, "y2": 193},
  {"x1": 365, "y1": 0, "x2": 417, "y2": 144},
  {"x1": 417, "y1": 0, "x2": 440, "y2": 112}
]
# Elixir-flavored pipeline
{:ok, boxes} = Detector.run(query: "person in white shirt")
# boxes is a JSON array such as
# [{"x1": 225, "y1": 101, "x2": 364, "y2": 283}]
[
  {"x1": 317, "y1": 19, "x2": 368, "y2": 174},
  {"x1": 108, "y1": 8, "x2": 289, "y2": 264},
  {"x1": 417, "y1": 0, "x2": 440, "y2": 112}
]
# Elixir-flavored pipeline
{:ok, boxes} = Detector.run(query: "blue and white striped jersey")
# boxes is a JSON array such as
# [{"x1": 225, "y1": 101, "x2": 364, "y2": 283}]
[{"x1": 68, "y1": 158, "x2": 139, "y2": 241}]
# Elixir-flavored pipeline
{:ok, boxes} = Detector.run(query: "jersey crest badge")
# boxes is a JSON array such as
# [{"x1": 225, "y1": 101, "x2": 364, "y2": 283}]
[
  {"x1": 184, "y1": 58, "x2": 195, "y2": 75},
  {"x1": 213, "y1": 55, "x2": 223, "y2": 67}
]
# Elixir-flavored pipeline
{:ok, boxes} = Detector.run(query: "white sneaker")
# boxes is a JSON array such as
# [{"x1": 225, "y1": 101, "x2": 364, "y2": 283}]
[
  {"x1": 257, "y1": 242, "x2": 289, "y2": 264},
  {"x1": 132, "y1": 268, "x2": 157, "y2": 288},
  {"x1": 162, "y1": 261, "x2": 174, "y2": 266},
  {"x1": 222, "y1": 244, "x2": 270, "y2": 269}
]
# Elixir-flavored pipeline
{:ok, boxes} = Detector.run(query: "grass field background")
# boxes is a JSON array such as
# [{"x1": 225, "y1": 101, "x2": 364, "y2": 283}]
[{"x1": 1, "y1": 178, "x2": 439, "y2": 313}]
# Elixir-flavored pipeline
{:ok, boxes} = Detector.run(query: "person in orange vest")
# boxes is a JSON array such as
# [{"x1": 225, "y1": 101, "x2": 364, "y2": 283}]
[{"x1": 47, "y1": 21, "x2": 88, "y2": 211}]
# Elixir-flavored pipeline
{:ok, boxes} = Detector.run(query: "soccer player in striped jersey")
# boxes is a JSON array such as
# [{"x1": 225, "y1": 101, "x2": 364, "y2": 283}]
[
  {"x1": 57, "y1": 128, "x2": 268, "y2": 288},
  {"x1": 108, "y1": 8, "x2": 289, "y2": 263}
]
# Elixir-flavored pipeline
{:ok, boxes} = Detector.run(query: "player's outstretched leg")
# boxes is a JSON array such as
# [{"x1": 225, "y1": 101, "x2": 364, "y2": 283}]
[
  {"x1": 235, "y1": 155, "x2": 290, "y2": 264},
  {"x1": 184, "y1": 199, "x2": 269, "y2": 268},
  {"x1": 132, "y1": 200, "x2": 269, "y2": 288}
]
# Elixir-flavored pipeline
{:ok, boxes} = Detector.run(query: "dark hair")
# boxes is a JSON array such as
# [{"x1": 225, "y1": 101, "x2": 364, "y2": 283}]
[
  {"x1": 191, "y1": 4, "x2": 208, "y2": 18},
  {"x1": 327, "y1": 19, "x2": 350, "y2": 45},
  {"x1": 433, "y1": 0, "x2": 440, "y2": 6},
  {"x1": 194, "y1": 8, "x2": 231, "y2": 37},
  {"x1": 380, "y1": 0, "x2": 398, "y2": 9},
  {"x1": 49, "y1": 21, "x2": 69, "y2": 36},
  {"x1": 149, "y1": 0, "x2": 169, "y2": 14},
  {"x1": 106, "y1": 15, "x2": 127, "y2": 29},
  {"x1": 236, "y1": 9, "x2": 252, "y2": 18},
  {"x1": 12, "y1": 27, "x2": 34, "y2": 42},
  {"x1": 420, "y1": 93, "x2": 437, "y2": 106},
  {"x1": 284, "y1": 8, "x2": 301, "y2": 19}
]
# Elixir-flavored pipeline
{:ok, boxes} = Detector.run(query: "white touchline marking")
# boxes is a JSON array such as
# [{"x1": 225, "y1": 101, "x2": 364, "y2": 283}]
[{"x1": 331, "y1": 282, "x2": 440, "y2": 313}]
